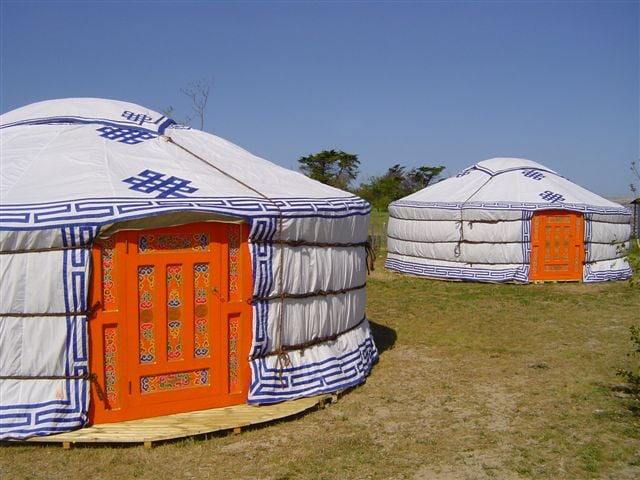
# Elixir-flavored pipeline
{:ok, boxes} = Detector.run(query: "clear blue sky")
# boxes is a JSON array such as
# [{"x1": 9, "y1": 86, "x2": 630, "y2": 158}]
[{"x1": 1, "y1": 0, "x2": 638, "y2": 197}]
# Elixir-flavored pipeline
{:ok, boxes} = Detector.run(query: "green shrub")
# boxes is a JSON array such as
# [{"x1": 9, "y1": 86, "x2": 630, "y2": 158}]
[
  {"x1": 628, "y1": 238, "x2": 640, "y2": 287},
  {"x1": 617, "y1": 325, "x2": 640, "y2": 405}
]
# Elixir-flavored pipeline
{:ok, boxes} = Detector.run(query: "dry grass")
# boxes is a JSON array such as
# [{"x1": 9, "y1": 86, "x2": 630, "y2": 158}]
[{"x1": 2, "y1": 253, "x2": 639, "y2": 479}]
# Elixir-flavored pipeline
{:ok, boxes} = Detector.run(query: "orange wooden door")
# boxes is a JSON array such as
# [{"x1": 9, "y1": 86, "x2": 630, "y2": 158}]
[
  {"x1": 89, "y1": 222, "x2": 252, "y2": 424},
  {"x1": 530, "y1": 210, "x2": 584, "y2": 281}
]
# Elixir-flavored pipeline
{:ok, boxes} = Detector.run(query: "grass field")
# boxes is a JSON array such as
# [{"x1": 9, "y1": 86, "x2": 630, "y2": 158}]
[{"x1": 2, "y1": 236, "x2": 639, "y2": 479}]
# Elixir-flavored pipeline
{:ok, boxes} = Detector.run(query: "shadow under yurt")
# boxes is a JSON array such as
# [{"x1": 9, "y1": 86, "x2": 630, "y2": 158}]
[
  {"x1": 385, "y1": 157, "x2": 632, "y2": 283},
  {"x1": 0, "y1": 98, "x2": 378, "y2": 440}
]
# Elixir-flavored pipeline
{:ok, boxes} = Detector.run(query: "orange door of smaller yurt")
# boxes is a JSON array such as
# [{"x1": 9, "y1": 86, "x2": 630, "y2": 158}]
[
  {"x1": 88, "y1": 222, "x2": 252, "y2": 424},
  {"x1": 530, "y1": 210, "x2": 584, "y2": 281}
]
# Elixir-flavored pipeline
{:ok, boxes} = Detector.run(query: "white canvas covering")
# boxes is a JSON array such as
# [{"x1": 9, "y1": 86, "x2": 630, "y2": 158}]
[
  {"x1": 0, "y1": 98, "x2": 378, "y2": 439},
  {"x1": 386, "y1": 158, "x2": 632, "y2": 283}
]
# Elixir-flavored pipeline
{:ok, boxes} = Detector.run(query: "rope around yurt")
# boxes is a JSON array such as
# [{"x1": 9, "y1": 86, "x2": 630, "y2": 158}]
[
  {"x1": 161, "y1": 135, "x2": 372, "y2": 383},
  {"x1": 454, "y1": 174, "x2": 494, "y2": 258}
]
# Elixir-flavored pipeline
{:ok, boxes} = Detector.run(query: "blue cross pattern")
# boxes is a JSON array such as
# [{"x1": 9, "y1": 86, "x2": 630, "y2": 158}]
[
  {"x1": 539, "y1": 190, "x2": 565, "y2": 203},
  {"x1": 121, "y1": 110, "x2": 153, "y2": 125},
  {"x1": 522, "y1": 169, "x2": 545, "y2": 181},
  {"x1": 122, "y1": 170, "x2": 199, "y2": 198}
]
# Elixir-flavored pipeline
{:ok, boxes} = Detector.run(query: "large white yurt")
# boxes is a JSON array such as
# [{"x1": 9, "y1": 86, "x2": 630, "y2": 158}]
[
  {"x1": 0, "y1": 98, "x2": 378, "y2": 439},
  {"x1": 386, "y1": 157, "x2": 632, "y2": 283}
]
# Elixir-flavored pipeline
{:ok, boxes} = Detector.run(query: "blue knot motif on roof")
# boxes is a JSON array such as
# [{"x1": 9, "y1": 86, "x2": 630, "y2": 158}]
[
  {"x1": 539, "y1": 190, "x2": 565, "y2": 203},
  {"x1": 123, "y1": 170, "x2": 199, "y2": 198},
  {"x1": 97, "y1": 126, "x2": 157, "y2": 144},
  {"x1": 522, "y1": 169, "x2": 545, "y2": 181}
]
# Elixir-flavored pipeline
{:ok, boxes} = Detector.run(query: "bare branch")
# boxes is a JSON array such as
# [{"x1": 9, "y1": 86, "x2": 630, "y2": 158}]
[{"x1": 180, "y1": 78, "x2": 211, "y2": 130}]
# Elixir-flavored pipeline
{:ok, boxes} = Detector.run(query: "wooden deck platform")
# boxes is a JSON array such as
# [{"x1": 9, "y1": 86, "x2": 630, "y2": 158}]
[{"x1": 19, "y1": 394, "x2": 336, "y2": 448}]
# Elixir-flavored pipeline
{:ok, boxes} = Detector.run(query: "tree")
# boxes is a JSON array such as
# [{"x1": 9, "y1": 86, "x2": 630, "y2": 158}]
[
  {"x1": 163, "y1": 77, "x2": 212, "y2": 130},
  {"x1": 356, "y1": 164, "x2": 445, "y2": 211},
  {"x1": 407, "y1": 165, "x2": 446, "y2": 190},
  {"x1": 356, "y1": 165, "x2": 404, "y2": 211},
  {"x1": 298, "y1": 150, "x2": 360, "y2": 190},
  {"x1": 631, "y1": 160, "x2": 639, "y2": 197}
]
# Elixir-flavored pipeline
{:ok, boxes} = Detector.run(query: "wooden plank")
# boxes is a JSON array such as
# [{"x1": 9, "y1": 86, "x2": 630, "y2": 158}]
[{"x1": 20, "y1": 395, "x2": 331, "y2": 447}]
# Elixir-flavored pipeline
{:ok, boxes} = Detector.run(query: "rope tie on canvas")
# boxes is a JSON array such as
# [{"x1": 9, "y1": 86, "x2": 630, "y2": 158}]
[
  {"x1": 252, "y1": 238, "x2": 375, "y2": 274},
  {"x1": 0, "y1": 373, "x2": 91, "y2": 380},
  {"x1": 0, "y1": 244, "x2": 91, "y2": 255},
  {"x1": 90, "y1": 373, "x2": 106, "y2": 401},
  {"x1": 274, "y1": 208, "x2": 290, "y2": 382},
  {"x1": 387, "y1": 234, "x2": 523, "y2": 246},
  {"x1": 454, "y1": 220, "x2": 464, "y2": 257},
  {"x1": 455, "y1": 175, "x2": 494, "y2": 258},
  {"x1": 252, "y1": 239, "x2": 369, "y2": 248},
  {"x1": 0, "y1": 372, "x2": 101, "y2": 398},
  {"x1": 250, "y1": 316, "x2": 368, "y2": 360},
  {"x1": 0, "y1": 302, "x2": 101, "y2": 318},
  {"x1": 365, "y1": 241, "x2": 376, "y2": 273},
  {"x1": 0, "y1": 373, "x2": 106, "y2": 401},
  {"x1": 250, "y1": 283, "x2": 366, "y2": 303}
]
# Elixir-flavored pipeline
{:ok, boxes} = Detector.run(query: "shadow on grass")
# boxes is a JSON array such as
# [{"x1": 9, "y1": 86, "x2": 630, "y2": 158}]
[{"x1": 369, "y1": 319, "x2": 397, "y2": 354}]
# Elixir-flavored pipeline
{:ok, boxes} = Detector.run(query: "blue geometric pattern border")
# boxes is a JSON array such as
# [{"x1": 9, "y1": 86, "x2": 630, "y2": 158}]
[
  {"x1": 584, "y1": 213, "x2": 593, "y2": 264},
  {"x1": 583, "y1": 264, "x2": 633, "y2": 283},
  {"x1": 0, "y1": 196, "x2": 371, "y2": 231},
  {"x1": 385, "y1": 257, "x2": 530, "y2": 283},
  {"x1": 391, "y1": 200, "x2": 631, "y2": 217},
  {"x1": 521, "y1": 210, "x2": 533, "y2": 266},
  {"x1": 247, "y1": 336, "x2": 377, "y2": 404},
  {"x1": 249, "y1": 218, "x2": 278, "y2": 359}
]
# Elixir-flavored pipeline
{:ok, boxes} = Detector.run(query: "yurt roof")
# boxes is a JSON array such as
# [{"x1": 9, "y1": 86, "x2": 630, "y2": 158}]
[
  {"x1": 395, "y1": 157, "x2": 625, "y2": 212},
  {"x1": 0, "y1": 98, "x2": 352, "y2": 207}
]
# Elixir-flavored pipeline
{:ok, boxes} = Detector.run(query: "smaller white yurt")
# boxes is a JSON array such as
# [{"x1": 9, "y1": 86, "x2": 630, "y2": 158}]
[{"x1": 386, "y1": 158, "x2": 632, "y2": 283}]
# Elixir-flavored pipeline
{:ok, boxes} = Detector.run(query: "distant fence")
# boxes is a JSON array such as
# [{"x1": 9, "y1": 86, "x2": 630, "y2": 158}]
[{"x1": 368, "y1": 221, "x2": 388, "y2": 253}]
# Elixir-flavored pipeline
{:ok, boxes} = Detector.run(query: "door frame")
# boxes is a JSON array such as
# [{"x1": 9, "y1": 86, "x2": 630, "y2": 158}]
[
  {"x1": 529, "y1": 210, "x2": 585, "y2": 282},
  {"x1": 88, "y1": 221, "x2": 253, "y2": 424}
]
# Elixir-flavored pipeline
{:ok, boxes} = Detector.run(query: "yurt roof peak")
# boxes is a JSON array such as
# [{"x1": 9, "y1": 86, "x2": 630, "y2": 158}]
[
  {"x1": 398, "y1": 157, "x2": 623, "y2": 211},
  {"x1": 471, "y1": 157, "x2": 558, "y2": 176}
]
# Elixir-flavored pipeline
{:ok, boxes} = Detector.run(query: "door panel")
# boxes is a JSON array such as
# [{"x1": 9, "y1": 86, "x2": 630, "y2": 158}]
[
  {"x1": 89, "y1": 222, "x2": 252, "y2": 424},
  {"x1": 530, "y1": 211, "x2": 584, "y2": 281}
]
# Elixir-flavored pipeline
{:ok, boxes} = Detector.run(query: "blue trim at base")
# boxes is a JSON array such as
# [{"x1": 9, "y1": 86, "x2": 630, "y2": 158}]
[
  {"x1": 385, "y1": 257, "x2": 530, "y2": 283},
  {"x1": 247, "y1": 336, "x2": 378, "y2": 404},
  {"x1": 583, "y1": 264, "x2": 633, "y2": 282}
]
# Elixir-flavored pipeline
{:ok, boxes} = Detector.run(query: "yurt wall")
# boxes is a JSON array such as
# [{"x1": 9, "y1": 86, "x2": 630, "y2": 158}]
[{"x1": 0, "y1": 98, "x2": 378, "y2": 439}]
